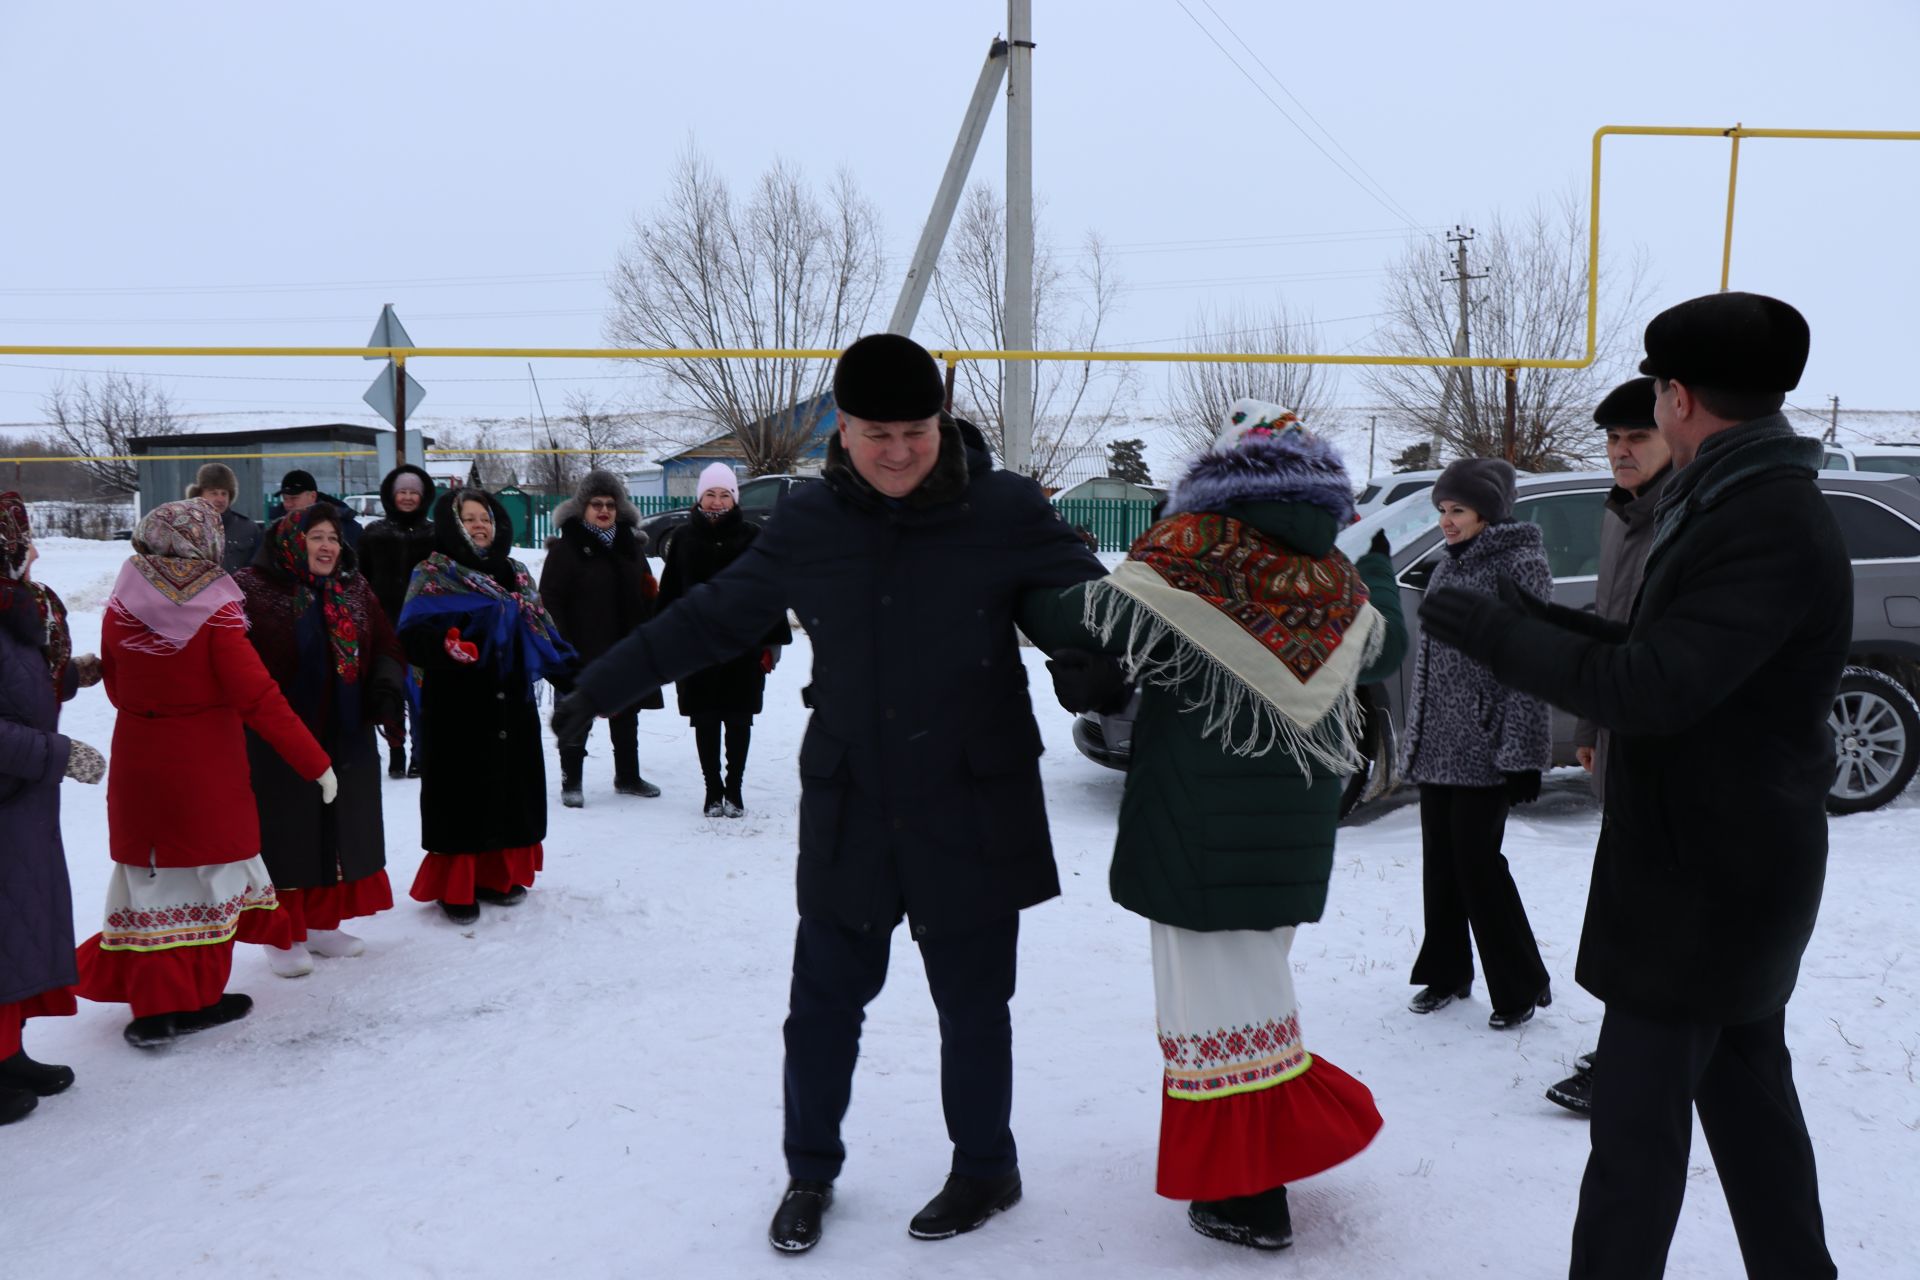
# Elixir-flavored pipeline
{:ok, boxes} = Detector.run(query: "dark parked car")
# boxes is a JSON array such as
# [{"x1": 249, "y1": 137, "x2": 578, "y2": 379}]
[
  {"x1": 1073, "y1": 468, "x2": 1920, "y2": 816},
  {"x1": 638, "y1": 473, "x2": 818, "y2": 557}
]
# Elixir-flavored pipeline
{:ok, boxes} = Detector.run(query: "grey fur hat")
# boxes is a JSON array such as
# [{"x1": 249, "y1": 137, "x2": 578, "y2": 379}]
[
  {"x1": 552, "y1": 468, "x2": 640, "y2": 527},
  {"x1": 1431, "y1": 457, "x2": 1516, "y2": 524},
  {"x1": 184, "y1": 461, "x2": 240, "y2": 500}
]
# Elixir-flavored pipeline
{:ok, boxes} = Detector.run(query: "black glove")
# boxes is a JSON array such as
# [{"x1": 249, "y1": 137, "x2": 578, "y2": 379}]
[
  {"x1": 365, "y1": 685, "x2": 403, "y2": 727},
  {"x1": 549, "y1": 690, "x2": 597, "y2": 742},
  {"x1": 1418, "y1": 587, "x2": 1515, "y2": 662},
  {"x1": 1496, "y1": 574, "x2": 1551, "y2": 620},
  {"x1": 1368, "y1": 529, "x2": 1391, "y2": 558},
  {"x1": 1045, "y1": 649, "x2": 1132, "y2": 715},
  {"x1": 1505, "y1": 769, "x2": 1542, "y2": 806}
]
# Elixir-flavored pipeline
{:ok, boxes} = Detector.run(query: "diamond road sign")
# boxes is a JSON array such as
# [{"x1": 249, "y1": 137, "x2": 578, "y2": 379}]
[
  {"x1": 363, "y1": 361, "x2": 426, "y2": 426},
  {"x1": 365, "y1": 303, "x2": 415, "y2": 358}
]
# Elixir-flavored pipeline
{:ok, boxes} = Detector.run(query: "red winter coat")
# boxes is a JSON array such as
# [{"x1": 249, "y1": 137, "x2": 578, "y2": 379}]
[{"x1": 103, "y1": 604, "x2": 330, "y2": 869}]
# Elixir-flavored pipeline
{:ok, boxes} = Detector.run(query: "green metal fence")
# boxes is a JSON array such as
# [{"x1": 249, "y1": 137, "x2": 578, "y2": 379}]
[{"x1": 1055, "y1": 497, "x2": 1156, "y2": 552}]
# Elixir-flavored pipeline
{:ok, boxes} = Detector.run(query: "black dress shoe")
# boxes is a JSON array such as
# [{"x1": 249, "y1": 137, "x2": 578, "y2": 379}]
[
  {"x1": 1408, "y1": 981, "x2": 1472, "y2": 1015},
  {"x1": 768, "y1": 1178, "x2": 833, "y2": 1253},
  {"x1": 907, "y1": 1170, "x2": 1022, "y2": 1240},
  {"x1": 1489, "y1": 984, "x2": 1552, "y2": 1030},
  {"x1": 0, "y1": 1086, "x2": 36, "y2": 1125},
  {"x1": 1188, "y1": 1185, "x2": 1293, "y2": 1250},
  {"x1": 1545, "y1": 1066, "x2": 1594, "y2": 1115},
  {"x1": 0, "y1": 1051, "x2": 75, "y2": 1097},
  {"x1": 475, "y1": 885, "x2": 528, "y2": 906},
  {"x1": 441, "y1": 899, "x2": 481, "y2": 925}
]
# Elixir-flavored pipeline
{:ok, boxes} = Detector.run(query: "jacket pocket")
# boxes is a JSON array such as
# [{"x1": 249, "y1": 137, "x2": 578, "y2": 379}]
[
  {"x1": 797, "y1": 727, "x2": 850, "y2": 864},
  {"x1": 964, "y1": 720, "x2": 1046, "y2": 861}
]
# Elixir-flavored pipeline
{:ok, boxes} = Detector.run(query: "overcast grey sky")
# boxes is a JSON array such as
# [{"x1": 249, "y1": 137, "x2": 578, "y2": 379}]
[{"x1": 1, "y1": 0, "x2": 1915, "y2": 435}]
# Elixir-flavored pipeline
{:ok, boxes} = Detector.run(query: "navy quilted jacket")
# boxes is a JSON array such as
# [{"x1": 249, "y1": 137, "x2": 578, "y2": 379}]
[{"x1": 0, "y1": 587, "x2": 78, "y2": 1005}]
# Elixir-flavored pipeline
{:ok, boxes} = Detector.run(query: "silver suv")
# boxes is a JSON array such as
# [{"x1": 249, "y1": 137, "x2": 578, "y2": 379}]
[{"x1": 1072, "y1": 468, "x2": 1920, "y2": 816}]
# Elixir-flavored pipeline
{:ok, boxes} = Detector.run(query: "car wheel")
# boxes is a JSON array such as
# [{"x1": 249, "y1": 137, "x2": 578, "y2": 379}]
[{"x1": 1827, "y1": 666, "x2": 1920, "y2": 815}]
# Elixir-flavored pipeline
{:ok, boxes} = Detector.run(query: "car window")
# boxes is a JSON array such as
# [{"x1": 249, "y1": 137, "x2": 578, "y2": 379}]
[
  {"x1": 738, "y1": 479, "x2": 781, "y2": 512},
  {"x1": 1340, "y1": 495, "x2": 1445, "y2": 563},
  {"x1": 1824, "y1": 493, "x2": 1920, "y2": 560},
  {"x1": 1853, "y1": 456, "x2": 1920, "y2": 478},
  {"x1": 1822, "y1": 452, "x2": 1853, "y2": 469},
  {"x1": 1356, "y1": 484, "x2": 1381, "y2": 504},
  {"x1": 1514, "y1": 490, "x2": 1609, "y2": 579},
  {"x1": 1386, "y1": 479, "x2": 1434, "y2": 505}
]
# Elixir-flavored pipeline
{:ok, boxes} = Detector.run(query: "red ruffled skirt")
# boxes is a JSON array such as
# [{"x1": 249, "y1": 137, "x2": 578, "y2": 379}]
[
  {"x1": 0, "y1": 988, "x2": 79, "y2": 1059},
  {"x1": 1157, "y1": 1055, "x2": 1383, "y2": 1199},
  {"x1": 77, "y1": 907, "x2": 291, "y2": 1019},
  {"x1": 1151, "y1": 921, "x2": 1381, "y2": 1201},
  {"x1": 409, "y1": 844, "x2": 543, "y2": 906},
  {"x1": 278, "y1": 871, "x2": 394, "y2": 940}
]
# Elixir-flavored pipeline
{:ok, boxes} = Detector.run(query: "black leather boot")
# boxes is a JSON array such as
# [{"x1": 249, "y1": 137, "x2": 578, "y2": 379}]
[
  {"x1": 769, "y1": 1178, "x2": 833, "y2": 1253},
  {"x1": 908, "y1": 1170, "x2": 1022, "y2": 1240},
  {"x1": 560, "y1": 747, "x2": 585, "y2": 809}
]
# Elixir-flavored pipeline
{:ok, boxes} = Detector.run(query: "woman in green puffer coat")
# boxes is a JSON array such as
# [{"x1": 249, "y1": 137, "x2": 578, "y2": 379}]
[{"x1": 1020, "y1": 399, "x2": 1406, "y2": 1253}]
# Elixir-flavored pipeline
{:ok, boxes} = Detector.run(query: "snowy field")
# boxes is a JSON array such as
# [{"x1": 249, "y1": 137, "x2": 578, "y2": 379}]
[{"x1": 9, "y1": 536, "x2": 1918, "y2": 1279}]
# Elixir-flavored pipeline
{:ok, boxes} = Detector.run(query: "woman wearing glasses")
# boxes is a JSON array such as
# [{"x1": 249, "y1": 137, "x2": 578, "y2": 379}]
[{"x1": 538, "y1": 471, "x2": 663, "y2": 808}]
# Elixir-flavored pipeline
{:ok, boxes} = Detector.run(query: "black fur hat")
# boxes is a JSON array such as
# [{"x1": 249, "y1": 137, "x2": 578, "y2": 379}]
[
  {"x1": 832, "y1": 333, "x2": 945, "y2": 422},
  {"x1": 1638, "y1": 292, "x2": 1809, "y2": 392},
  {"x1": 1431, "y1": 457, "x2": 1516, "y2": 524},
  {"x1": 1594, "y1": 377, "x2": 1657, "y2": 429}
]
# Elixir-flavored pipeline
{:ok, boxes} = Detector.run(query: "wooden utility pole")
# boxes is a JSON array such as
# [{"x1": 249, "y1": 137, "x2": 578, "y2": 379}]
[
  {"x1": 1826, "y1": 395, "x2": 1841, "y2": 444},
  {"x1": 1441, "y1": 227, "x2": 1486, "y2": 445},
  {"x1": 1503, "y1": 367, "x2": 1518, "y2": 463},
  {"x1": 1368, "y1": 414, "x2": 1377, "y2": 478}
]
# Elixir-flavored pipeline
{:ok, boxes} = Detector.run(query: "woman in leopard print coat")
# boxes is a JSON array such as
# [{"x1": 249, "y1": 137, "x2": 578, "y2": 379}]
[{"x1": 1398, "y1": 459, "x2": 1554, "y2": 1030}]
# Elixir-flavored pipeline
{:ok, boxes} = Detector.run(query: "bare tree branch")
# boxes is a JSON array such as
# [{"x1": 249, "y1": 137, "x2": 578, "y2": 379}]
[
  {"x1": 43, "y1": 373, "x2": 179, "y2": 494},
  {"x1": 604, "y1": 146, "x2": 883, "y2": 475},
  {"x1": 1362, "y1": 192, "x2": 1649, "y2": 471},
  {"x1": 1165, "y1": 301, "x2": 1340, "y2": 460},
  {"x1": 928, "y1": 185, "x2": 1135, "y2": 488}
]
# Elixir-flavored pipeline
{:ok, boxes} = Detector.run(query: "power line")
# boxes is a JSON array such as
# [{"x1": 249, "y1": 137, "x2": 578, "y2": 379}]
[
  {"x1": 1195, "y1": 0, "x2": 1423, "y2": 228},
  {"x1": 1169, "y1": 0, "x2": 1422, "y2": 231}
]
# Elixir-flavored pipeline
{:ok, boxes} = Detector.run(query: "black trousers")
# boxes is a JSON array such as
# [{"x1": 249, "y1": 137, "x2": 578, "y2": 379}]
[
  {"x1": 691, "y1": 712, "x2": 751, "y2": 790},
  {"x1": 556, "y1": 708, "x2": 639, "y2": 780},
  {"x1": 1410, "y1": 783, "x2": 1549, "y2": 1013},
  {"x1": 1570, "y1": 1006, "x2": 1834, "y2": 1279},
  {"x1": 782, "y1": 914, "x2": 1019, "y2": 1183}
]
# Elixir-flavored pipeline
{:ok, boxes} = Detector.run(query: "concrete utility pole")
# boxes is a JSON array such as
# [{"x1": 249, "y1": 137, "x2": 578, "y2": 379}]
[
  {"x1": 1002, "y1": 0, "x2": 1036, "y2": 477},
  {"x1": 887, "y1": 38, "x2": 1010, "y2": 337},
  {"x1": 1441, "y1": 227, "x2": 1486, "y2": 445}
]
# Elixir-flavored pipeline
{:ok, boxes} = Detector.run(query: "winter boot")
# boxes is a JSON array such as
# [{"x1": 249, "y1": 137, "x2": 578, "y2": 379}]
[
  {"x1": 125, "y1": 993, "x2": 253, "y2": 1048},
  {"x1": 703, "y1": 789, "x2": 725, "y2": 818},
  {"x1": 769, "y1": 1178, "x2": 833, "y2": 1253},
  {"x1": 440, "y1": 900, "x2": 480, "y2": 925},
  {"x1": 0, "y1": 1051, "x2": 75, "y2": 1097},
  {"x1": 615, "y1": 775, "x2": 662, "y2": 798},
  {"x1": 1545, "y1": 1067, "x2": 1595, "y2": 1115},
  {"x1": 721, "y1": 785, "x2": 745, "y2": 819},
  {"x1": 1188, "y1": 1185, "x2": 1292, "y2": 1250},
  {"x1": 405, "y1": 756, "x2": 422, "y2": 779},
  {"x1": 475, "y1": 884, "x2": 528, "y2": 907},
  {"x1": 0, "y1": 1086, "x2": 35, "y2": 1125},
  {"x1": 1408, "y1": 981, "x2": 1472, "y2": 1015},
  {"x1": 908, "y1": 1170, "x2": 1023, "y2": 1240},
  {"x1": 387, "y1": 743, "x2": 406, "y2": 780},
  {"x1": 306, "y1": 929, "x2": 365, "y2": 959},
  {"x1": 612, "y1": 734, "x2": 661, "y2": 797},
  {"x1": 267, "y1": 942, "x2": 315, "y2": 979},
  {"x1": 560, "y1": 746, "x2": 586, "y2": 809}
]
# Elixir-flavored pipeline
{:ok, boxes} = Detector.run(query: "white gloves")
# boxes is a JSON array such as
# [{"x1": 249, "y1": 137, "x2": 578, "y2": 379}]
[
  {"x1": 64, "y1": 740, "x2": 105, "y2": 784},
  {"x1": 318, "y1": 767, "x2": 338, "y2": 805}
]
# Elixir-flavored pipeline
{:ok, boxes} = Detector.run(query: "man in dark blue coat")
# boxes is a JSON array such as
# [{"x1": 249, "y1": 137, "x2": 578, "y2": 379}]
[
  {"x1": 1420, "y1": 292, "x2": 1842, "y2": 1279},
  {"x1": 553, "y1": 334, "x2": 1105, "y2": 1254}
]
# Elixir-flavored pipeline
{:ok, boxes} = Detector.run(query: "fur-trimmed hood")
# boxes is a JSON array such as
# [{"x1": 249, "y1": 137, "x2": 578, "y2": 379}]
[
  {"x1": 550, "y1": 469, "x2": 641, "y2": 529},
  {"x1": 378, "y1": 464, "x2": 436, "y2": 526},
  {"x1": 1164, "y1": 429, "x2": 1357, "y2": 525}
]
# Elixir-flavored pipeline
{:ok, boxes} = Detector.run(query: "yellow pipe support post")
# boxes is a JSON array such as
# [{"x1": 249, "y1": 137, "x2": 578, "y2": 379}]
[{"x1": 1721, "y1": 125, "x2": 1744, "y2": 291}]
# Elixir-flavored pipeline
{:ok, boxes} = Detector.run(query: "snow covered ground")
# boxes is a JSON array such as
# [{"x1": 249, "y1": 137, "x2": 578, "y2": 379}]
[{"x1": 10, "y1": 536, "x2": 1918, "y2": 1278}]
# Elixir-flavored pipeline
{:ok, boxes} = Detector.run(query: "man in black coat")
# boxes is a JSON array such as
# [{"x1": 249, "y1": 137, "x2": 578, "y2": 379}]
[
  {"x1": 1419, "y1": 292, "x2": 1842, "y2": 1279},
  {"x1": 359, "y1": 464, "x2": 437, "y2": 777},
  {"x1": 269, "y1": 469, "x2": 365, "y2": 551},
  {"x1": 552, "y1": 334, "x2": 1105, "y2": 1253}
]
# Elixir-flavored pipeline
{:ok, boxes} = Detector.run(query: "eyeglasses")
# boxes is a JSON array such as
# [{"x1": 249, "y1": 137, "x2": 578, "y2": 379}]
[{"x1": 587, "y1": 499, "x2": 619, "y2": 511}]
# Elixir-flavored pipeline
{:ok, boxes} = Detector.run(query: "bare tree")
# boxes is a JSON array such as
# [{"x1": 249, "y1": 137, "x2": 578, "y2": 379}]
[
  {"x1": 563, "y1": 390, "x2": 645, "y2": 474},
  {"x1": 44, "y1": 373, "x2": 179, "y2": 494},
  {"x1": 928, "y1": 183, "x2": 1134, "y2": 488},
  {"x1": 605, "y1": 148, "x2": 883, "y2": 476},
  {"x1": 1363, "y1": 192, "x2": 1649, "y2": 471},
  {"x1": 1165, "y1": 302, "x2": 1340, "y2": 460}
]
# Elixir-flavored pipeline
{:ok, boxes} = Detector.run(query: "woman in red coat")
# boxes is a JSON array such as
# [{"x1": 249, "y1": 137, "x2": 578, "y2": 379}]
[{"x1": 75, "y1": 499, "x2": 336, "y2": 1048}]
